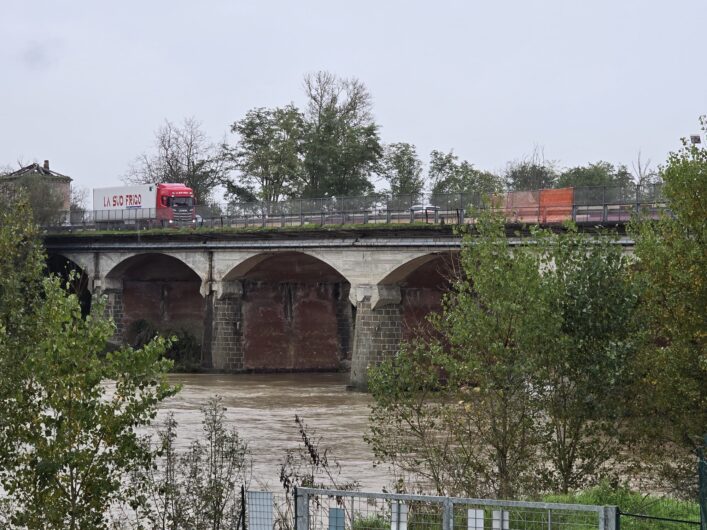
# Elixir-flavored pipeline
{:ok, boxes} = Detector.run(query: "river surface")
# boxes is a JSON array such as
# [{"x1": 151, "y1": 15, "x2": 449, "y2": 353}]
[{"x1": 156, "y1": 373, "x2": 389, "y2": 491}]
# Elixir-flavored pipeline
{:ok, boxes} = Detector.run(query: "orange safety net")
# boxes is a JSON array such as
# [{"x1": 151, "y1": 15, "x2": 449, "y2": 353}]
[
  {"x1": 502, "y1": 190, "x2": 541, "y2": 223},
  {"x1": 487, "y1": 188, "x2": 574, "y2": 224},
  {"x1": 539, "y1": 187, "x2": 574, "y2": 223}
]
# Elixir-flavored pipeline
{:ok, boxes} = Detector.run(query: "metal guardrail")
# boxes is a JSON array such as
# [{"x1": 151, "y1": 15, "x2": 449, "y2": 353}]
[
  {"x1": 290, "y1": 487, "x2": 617, "y2": 530},
  {"x1": 49, "y1": 184, "x2": 667, "y2": 231}
]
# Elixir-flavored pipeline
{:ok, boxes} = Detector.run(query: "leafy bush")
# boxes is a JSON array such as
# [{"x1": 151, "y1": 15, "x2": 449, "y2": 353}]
[
  {"x1": 128, "y1": 396, "x2": 251, "y2": 529},
  {"x1": 543, "y1": 482, "x2": 700, "y2": 528},
  {"x1": 129, "y1": 319, "x2": 202, "y2": 371}
]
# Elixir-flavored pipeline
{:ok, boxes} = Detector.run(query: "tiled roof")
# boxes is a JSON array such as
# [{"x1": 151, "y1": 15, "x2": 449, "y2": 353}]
[{"x1": 1, "y1": 162, "x2": 71, "y2": 181}]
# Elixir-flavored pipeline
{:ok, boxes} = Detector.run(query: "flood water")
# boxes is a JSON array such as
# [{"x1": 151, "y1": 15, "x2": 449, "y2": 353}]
[{"x1": 156, "y1": 373, "x2": 389, "y2": 491}]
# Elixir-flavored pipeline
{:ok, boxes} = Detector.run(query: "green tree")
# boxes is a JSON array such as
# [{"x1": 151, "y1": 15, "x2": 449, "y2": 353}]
[
  {"x1": 557, "y1": 161, "x2": 633, "y2": 189},
  {"x1": 534, "y1": 227, "x2": 637, "y2": 493},
  {"x1": 368, "y1": 216, "x2": 637, "y2": 498},
  {"x1": 0, "y1": 197, "x2": 46, "y2": 475},
  {"x1": 505, "y1": 151, "x2": 558, "y2": 190},
  {"x1": 369, "y1": 215, "x2": 553, "y2": 498},
  {"x1": 0, "y1": 198, "x2": 178, "y2": 528},
  {"x1": 380, "y1": 142, "x2": 425, "y2": 197},
  {"x1": 629, "y1": 118, "x2": 707, "y2": 492},
  {"x1": 224, "y1": 105, "x2": 306, "y2": 207},
  {"x1": 126, "y1": 117, "x2": 224, "y2": 205},
  {"x1": 301, "y1": 71, "x2": 382, "y2": 197},
  {"x1": 132, "y1": 397, "x2": 250, "y2": 529},
  {"x1": 429, "y1": 150, "x2": 502, "y2": 200}
]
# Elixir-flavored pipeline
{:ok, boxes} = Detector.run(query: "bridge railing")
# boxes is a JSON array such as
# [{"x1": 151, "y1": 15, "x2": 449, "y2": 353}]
[{"x1": 47, "y1": 184, "x2": 668, "y2": 231}]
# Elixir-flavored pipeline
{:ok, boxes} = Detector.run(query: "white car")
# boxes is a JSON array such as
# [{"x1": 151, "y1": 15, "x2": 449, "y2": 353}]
[{"x1": 410, "y1": 204, "x2": 440, "y2": 212}]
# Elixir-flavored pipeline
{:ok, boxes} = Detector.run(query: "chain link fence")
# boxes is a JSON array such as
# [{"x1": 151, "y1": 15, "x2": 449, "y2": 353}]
[
  {"x1": 242, "y1": 488, "x2": 618, "y2": 530},
  {"x1": 47, "y1": 184, "x2": 668, "y2": 231}
]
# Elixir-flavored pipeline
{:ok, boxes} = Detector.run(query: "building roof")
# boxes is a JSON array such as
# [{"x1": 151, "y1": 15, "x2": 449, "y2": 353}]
[{"x1": 1, "y1": 161, "x2": 72, "y2": 182}]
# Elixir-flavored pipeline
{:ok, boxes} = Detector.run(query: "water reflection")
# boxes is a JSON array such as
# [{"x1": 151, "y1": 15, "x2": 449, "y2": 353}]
[{"x1": 157, "y1": 373, "x2": 387, "y2": 490}]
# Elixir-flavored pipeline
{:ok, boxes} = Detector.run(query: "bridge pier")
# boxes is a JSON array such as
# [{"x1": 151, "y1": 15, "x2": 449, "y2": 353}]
[
  {"x1": 92, "y1": 277, "x2": 124, "y2": 341},
  {"x1": 350, "y1": 284, "x2": 402, "y2": 390},
  {"x1": 206, "y1": 280, "x2": 245, "y2": 371}
]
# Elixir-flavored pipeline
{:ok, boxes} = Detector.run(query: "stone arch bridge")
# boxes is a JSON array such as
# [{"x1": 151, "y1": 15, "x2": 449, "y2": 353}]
[{"x1": 44, "y1": 227, "x2": 633, "y2": 389}]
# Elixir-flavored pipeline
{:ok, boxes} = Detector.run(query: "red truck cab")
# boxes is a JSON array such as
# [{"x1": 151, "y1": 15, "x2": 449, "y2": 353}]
[{"x1": 155, "y1": 183, "x2": 196, "y2": 224}]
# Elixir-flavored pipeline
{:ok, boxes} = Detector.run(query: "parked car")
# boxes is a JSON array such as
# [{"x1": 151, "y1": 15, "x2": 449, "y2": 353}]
[{"x1": 410, "y1": 204, "x2": 440, "y2": 212}]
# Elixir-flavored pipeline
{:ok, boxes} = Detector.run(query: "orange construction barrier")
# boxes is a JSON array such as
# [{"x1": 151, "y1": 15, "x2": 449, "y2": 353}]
[
  {"x1": 539, "y1": 187, "x2": 574, "y2": 223},
  {"x1": 504, "y1": 190, "x2": 541, "y2": 223}
]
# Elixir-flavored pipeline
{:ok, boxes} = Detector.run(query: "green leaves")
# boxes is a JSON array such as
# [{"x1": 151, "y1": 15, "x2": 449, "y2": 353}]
[
  {"x1": 557, "y1": 161, "x2": 634, "y2": 189},
  {"x1": 224, "y1": 72, "x2": 383, "y2": 203},
  {"x1": 369, "y1": 213, "x2": 637, "y2": 497},
  {"x1": 226, "y1": 105, "x2": 306, "y2": 205},
  {"x1": 0, "y1": 200, "x2": 179, "y2": 528},
  {"x1": 628, "y1": 116, "x2": 707, "y2": 491},
  {"x1": 380, "y1": 143, "x2": 425, "y2": 197},
  {"x1": 429, "y1": 150, "x2": 502, "y2": 198}
]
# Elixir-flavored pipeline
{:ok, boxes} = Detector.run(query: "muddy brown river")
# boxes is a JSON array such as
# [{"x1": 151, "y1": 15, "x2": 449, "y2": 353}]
[{"x1": 156, "y1": 373, "x2": 389, "y2": 491}]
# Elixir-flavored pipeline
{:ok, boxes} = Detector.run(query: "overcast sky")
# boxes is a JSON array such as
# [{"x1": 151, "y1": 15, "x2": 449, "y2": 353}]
[{"x1": 1, "y1": 0, "x2": 705, "y2": 194}]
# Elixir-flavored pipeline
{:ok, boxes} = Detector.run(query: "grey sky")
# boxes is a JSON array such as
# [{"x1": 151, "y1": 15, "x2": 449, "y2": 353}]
[{"x1": 1, "y1": 0, "x2": 705, "y2": 195}]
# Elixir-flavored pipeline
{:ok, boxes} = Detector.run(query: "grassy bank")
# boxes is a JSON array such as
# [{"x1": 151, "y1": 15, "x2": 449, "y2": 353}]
[{"x1": 543, "y1": 483, "x2": 700, "y2": 527}]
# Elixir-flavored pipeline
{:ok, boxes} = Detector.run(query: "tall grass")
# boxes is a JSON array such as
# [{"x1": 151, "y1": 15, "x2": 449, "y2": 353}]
[{"x1": 543, "y1": 482, "x2": 700, "y2": 529}]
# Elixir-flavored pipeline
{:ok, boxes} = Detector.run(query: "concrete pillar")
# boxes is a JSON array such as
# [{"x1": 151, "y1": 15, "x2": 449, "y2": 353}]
[
  {"x1": 206, "y1": 280, "x2": 245, "y2": 371},
  {"x1": 350, "y1": 284, "x2": 402, "y2": 390},
  {"x1": 334, "y1": 282, "x2": 354, "y2": 366},
  {"x1": 92, "y1": 277, "x2": 124, "y2": 342}
]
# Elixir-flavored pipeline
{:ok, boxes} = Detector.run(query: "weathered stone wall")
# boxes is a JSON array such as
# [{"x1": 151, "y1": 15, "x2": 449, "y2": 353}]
[
  {"x1": 121, "y1": 279, "x2": 205, "y2": 343},
  {"x1": 104, "y1": 288, "x2": 124, "y2": 340},
  {"x1": 401, "y1": 287, "x2": 444, "y2": 342},
  {"x1": 350, "y1": 297, "x2": 402, "y2": 390},
  {"x1": 241, "y1": 281, "x2": 347, "y2": 371},
  {"x1": 209, "y1": 294, "x2": 244, "y2": 371},
  {"x1": 334, "y1": 283, "x2": 354, "y2": 361}
]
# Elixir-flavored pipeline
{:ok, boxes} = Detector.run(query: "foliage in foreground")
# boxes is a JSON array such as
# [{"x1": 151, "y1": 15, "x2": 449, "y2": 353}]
[
  {"x1": 129, "y1": 319, "x2": 202, "y2": 372},
  {"x1": 368, "y1": 120, "x2": 707, "y2": 501},
  {"x1": 276, "y1": 415, "x2": 360, "y2": 530},
  {"x1": 368, "y1": 214, "x2": 637, "y2": 499},
  {"x1": 126, "y1": 397, "x2": 251, "y2": 530},
  {"x1": 0, "y1": 197, "x2": 178, "y2": 529},
  {"x1": 544, "y1": 482, "x2": 700, "y2": 527},
  {"x1": 628, "y1": 116, "x2": 707, "y2": 494}
]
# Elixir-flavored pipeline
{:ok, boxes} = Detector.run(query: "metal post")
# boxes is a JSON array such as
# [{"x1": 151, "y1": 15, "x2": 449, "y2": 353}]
[
  {"x1": 601, "y1": 506, "x2": 618, "y2": 530},
  {"x1": 295, "y1": 488, "x2": 309, "y2": 530},
  {"x1": 699, "y1": 434, "x2": 706, "y2": 530},
  {"x1": 443, "y1": 497, "x2": 454, "y2": 530},
  {"x1": 241, "y1": 484, "x2": 247, "y2": 530}
]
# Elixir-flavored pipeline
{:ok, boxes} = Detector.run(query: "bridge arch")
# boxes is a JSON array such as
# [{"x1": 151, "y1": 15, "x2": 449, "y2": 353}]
[
  {"x1": 215, "y1": 251, "x2": 353, "y2": 372},
  {"x1": 104, "y1": 252, "x2": 207, "y2": 353},
  {"x1": 349, "y1": 250, "x2": 461, "y2": 389},
  {"x1": 380, "y1": 250, "x2": 460, "y2": 342},
  {"x1": 104, "y1": 251, "x2": 209, "y2": 289},
  {"x1": 220, "y1": 250, "x2": 355, "y2": 286},
  {"x1": 46, "y1": 253, "x2": 92, "y2": 316}
]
